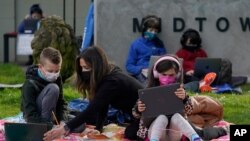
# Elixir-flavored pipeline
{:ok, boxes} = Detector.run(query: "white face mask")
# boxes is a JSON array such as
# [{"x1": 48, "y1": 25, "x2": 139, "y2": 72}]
[{"x1": 44, "y1": 71, "x2": 60, "y2": 82}]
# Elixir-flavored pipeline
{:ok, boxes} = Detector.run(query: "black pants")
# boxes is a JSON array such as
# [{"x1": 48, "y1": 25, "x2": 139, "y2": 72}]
[
  {"x1": 190, "y1": 122, "x2": 227, "y2": 140},
  {"x1": 124, "y1": 119, "x2": 140, "y2": 140}
]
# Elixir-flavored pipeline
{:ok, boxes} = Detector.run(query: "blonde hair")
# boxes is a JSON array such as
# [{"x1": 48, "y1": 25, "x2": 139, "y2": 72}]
[{"x1": 39, "y1": 47, "x2": 62, "y2": 65}]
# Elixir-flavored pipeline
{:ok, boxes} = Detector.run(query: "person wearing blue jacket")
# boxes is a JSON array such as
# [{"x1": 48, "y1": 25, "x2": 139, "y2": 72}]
[
  {"x1": 18, "y1": 4, "x2": 44, "y2": 66},
  {"x1": 18, "y1": 4, "x2": 44, "y2": 34},
  {"x1": 126, "y1": 15, "x2": 166, "y2": 84}
]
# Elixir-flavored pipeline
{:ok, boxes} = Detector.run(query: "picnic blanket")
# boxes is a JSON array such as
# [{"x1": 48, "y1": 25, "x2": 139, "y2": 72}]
[
  {"x1": 0, "y1": 109, "x2": 230, "y2": 141},
  {"x1": 0, "y1": 120, "x2": 124, "y2": 141},
  {"x1": 0, "y1": 119, "x2": 230, "y2": 141}
]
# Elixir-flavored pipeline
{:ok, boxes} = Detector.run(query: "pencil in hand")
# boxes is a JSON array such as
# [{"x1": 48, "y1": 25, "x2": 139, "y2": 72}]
[{"x1": 52, "y1": 111, "x2": 59, "y2": 125}]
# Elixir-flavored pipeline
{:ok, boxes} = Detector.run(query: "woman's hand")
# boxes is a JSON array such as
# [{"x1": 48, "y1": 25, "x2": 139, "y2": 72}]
[
  {"x1": 43, "y1": 125, "x2": 65, "y2": 141},
  {"x1": 82, "y1": 128, "x2": 100, "y2": 135},
  {"x1": 137, "y1": 100, "x2": 146, "y2": 112},
  {"x1": 175, "y1": 84, "x2": 186, "y2": 100}
]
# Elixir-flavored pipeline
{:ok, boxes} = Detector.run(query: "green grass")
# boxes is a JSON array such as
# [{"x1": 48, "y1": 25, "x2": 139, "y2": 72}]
[
  {"x1": 0, "y1": 63, "x2": 250, "y2": 124},
  {"x1": 0, "y1": 63, "x2": 25, "y2": 84},
  {"x1": 0, "y1": 86, "x2": 81, "y2": 119},
  {"x1": 0, "y1": 63, "x2": 81, "y2": 119},
  {"x1": 191, "y1": 93, "x2": 250, "y2": 124}
]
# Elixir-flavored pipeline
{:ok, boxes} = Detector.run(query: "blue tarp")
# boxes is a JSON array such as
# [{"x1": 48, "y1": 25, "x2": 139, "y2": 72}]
[{"x1": 68, "y1": 98, "x2": 131, "y2": 124}]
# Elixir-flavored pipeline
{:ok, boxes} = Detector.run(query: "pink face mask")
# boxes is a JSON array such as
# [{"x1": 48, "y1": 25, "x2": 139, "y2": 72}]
[{"x1": 159, "y1": 75, "x2": 176, "y2": 86}]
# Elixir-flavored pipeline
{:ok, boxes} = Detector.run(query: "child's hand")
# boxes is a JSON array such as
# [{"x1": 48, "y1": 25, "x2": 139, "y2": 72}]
[
  {"x1": 186, "y1": 70, "x2": 194, "y2": 76},
  {"x1": 137, "y1": 100, "x2": 146, "y2": 112},
  {"x1": 175, "y1": 84, "x2": 186, "y2": 100}
]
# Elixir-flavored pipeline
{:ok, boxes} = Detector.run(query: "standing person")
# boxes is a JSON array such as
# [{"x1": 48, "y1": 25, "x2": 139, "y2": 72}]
[
  {"x1": 132, "y1": 55, "x2": 202, "y2": 141},
  {"x1": 43, "y1": 46, "x2": 143, "y2": 141},
  {"x1": 126, "y1": 15, "x2": 166, "y2": 85},
  {"x1": 176, "y1": 29, "x2": 207, "y2": 83},
  {"x1": 21, "y1": 47, "x2": 68, "y2": 124}
]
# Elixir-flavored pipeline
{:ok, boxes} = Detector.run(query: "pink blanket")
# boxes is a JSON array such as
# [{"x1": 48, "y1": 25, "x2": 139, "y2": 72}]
[{"x1": 0, "y1": 120, "x2": 230, "y2": 141}]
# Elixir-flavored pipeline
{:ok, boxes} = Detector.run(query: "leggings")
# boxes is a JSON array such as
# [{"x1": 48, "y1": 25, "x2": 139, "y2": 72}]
[{"x1": 148, "y1": 113, "x2": 198, "y2": 141}]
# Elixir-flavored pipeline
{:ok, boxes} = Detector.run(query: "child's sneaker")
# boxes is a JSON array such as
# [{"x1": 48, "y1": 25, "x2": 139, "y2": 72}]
[
  {"x1": 204, "y1": 72, "x2": 217, "y2": 85},
  {"x1": 191, "y1": 134, "x2": 203, "y2": 141},
  {"x1": 199, "y1": 72, "x2": 216, "y2": 93},
  {"x1": 222, "y1": 125, "x2": 230, "y2": 134}
]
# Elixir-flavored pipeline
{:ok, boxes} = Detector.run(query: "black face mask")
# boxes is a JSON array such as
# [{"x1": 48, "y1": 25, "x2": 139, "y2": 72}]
[
  {"x1": 183, "y1": 45, "x2": 200, "y2": 51},
  {"x1": 80, "y1": 71, "x2": 91, "y2": 83}
]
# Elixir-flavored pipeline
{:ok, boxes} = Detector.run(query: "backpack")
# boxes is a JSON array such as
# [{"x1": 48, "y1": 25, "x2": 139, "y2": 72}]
[{"x1": 217, "y1": 58, "x2": 232, "y2": 85}]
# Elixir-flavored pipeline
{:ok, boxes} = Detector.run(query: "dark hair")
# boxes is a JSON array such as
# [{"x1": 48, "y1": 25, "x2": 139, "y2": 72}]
[
  {"x1": 30, "y1": 4, "x2": 43, "y2": 15},
  {"x1": 141, "y1": 15, "x2": 161, "y2": 36},
  {"x1": 39, "y1": 47, "x2": 62, "y2": 65},
  {"x1": 147, "y1": 55, "x2": 180, "y2": 87},
  {"x1": 141, "y1": 15, "x2": 164, "y2": 47},
  {"x1": 180, "y1": 28, "x2": 202, "y2": 48},
  {"x1": 75, "y1": 46, "x2": 111, "y2": 100}
]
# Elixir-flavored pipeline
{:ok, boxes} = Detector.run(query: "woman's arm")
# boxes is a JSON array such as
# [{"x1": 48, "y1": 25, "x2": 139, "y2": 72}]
[{"x1": 66, "y1": 80, "x2": 117, "y2": 131}]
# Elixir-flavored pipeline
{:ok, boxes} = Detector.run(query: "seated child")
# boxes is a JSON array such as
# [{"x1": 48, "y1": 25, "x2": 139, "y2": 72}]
[
  {"x1": 21, "y1": 47, "x2": 68, "y2": 124},
  {"x1": 126, "y1": 55, "x2": 228, "y2": 141},
  {"x1": 176, "y1": 28, "x2": 207, "y2": 83},
  {"x1": 126, "y1": 15, "x2": 166, "y2": 86},
  {"x1": 132, "y1": 55, "x2": 202, "y2": 141}
]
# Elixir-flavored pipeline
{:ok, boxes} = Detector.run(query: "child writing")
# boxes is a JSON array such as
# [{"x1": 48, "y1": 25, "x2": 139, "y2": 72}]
[
  {"x1": 21, "y1": 47, "x2": 68, "y2": 124},
  {"x1": 132, "y1": 55, "x2": 202, "y2": 141}
]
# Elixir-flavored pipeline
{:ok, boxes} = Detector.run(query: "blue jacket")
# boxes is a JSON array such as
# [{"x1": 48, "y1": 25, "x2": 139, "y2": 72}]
[
  {"x1": 18, "y1": 20, "x2": 25, "y2": 33},
  {"x1": 126, "y1": 36, "x2": 166, "y2": 75}
]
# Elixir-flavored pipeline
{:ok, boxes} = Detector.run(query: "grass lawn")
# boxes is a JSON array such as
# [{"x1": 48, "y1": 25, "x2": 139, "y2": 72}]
[{"x1": 0, "y1": 63, "x2": 250, "y2": 124}]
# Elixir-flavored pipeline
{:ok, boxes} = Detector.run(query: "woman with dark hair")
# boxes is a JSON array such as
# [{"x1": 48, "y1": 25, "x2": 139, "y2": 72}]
[
  {"x1": 126, "y1": 15, "x2": 166, "y2": 85},
  {"x1": 176, "y1": 28, "x2": 207, "y2": 83},
  {"x1": 44, "y1": 46, "x2": 143, "y2": 141}
]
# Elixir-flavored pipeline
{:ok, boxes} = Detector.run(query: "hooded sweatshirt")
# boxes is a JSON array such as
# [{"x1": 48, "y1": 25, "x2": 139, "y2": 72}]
[{"x1": 21, "y1": 65, "x2": 68, "y2": 123}]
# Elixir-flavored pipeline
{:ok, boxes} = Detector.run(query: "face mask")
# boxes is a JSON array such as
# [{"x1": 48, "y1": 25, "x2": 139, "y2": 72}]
[
  {"x1": 144, "y1": 31, "x2": 156, "y2": 40},
  {"x1": 159, "y1": 75, "x2": 176, "y2": 86},
  {"x1": 183, "y1": 45, "x2": 200, "y2": 51},
  {"x1": 45, "y1": 71, "x2": 60, "y2": 82},
  {"x1": 39, "y1": 68, "x2": 60, "y2": 82},
  {"x1": 80, "y1": 71, "x2": 91, "y2": 83}
]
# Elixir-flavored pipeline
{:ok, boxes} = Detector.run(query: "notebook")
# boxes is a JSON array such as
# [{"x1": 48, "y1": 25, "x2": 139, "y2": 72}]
[
  {"x1": 16, "y1": 34, "x2": 34, "y2": 55},
  {"x1": 4, "y1": 122, "x2": 52, "y2": 141},
  {"x1": 193, "y1": 58, "x2": 222, "y2": 84},
  {"x1": 23, "y1": 19, "x2": 39, "y2": 34},
  {"x1": 138, "y1": 83, "x2": 184, "y2": 127}
]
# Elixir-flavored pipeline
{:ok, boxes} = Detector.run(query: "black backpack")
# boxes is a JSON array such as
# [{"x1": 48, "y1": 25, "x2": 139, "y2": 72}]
[{"x1": 217, "y1": 59, "x2": 232, "y2": 85}]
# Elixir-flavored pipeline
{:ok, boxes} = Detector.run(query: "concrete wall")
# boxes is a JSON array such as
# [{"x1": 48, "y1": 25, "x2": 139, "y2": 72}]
[
  {"x1": 0, "y1": 0, "x2": 90, "y2": 63},
  {"x1": 95, "y1": 0, "x2": 250, "y2": 77}
]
